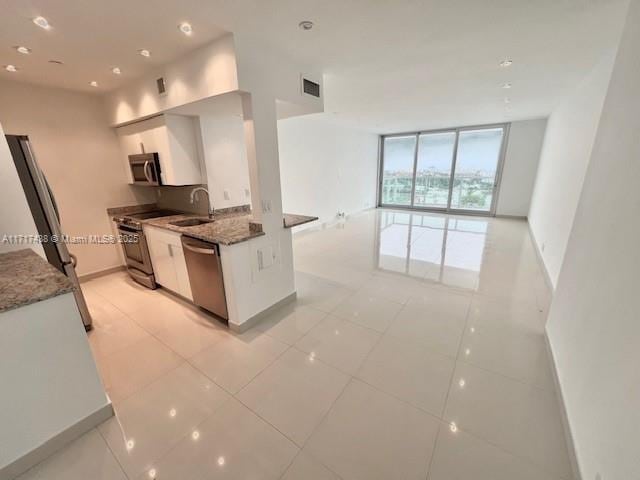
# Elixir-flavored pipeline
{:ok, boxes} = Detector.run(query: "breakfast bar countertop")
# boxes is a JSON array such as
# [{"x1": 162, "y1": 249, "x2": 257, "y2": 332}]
[
  {"x1": 283, "y1": 213, "x2": 319, "y2": 229},
  {"x1": 0, "y1": 249, "x2": 74, "y2": 313}
]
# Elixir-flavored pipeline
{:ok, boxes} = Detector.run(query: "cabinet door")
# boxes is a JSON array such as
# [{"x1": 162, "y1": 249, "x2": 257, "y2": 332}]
[
  {"x1": 145, "y1": 228, "x2": 179, "y2": 292},
  {"x1": 171, "y1": 243, "x2": 193, "y2": 301}
]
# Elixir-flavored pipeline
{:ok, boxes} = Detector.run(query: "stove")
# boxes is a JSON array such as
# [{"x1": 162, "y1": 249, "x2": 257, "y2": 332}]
[{"x1": 112, "y1": 209, "x2": 179, "y2": 289}]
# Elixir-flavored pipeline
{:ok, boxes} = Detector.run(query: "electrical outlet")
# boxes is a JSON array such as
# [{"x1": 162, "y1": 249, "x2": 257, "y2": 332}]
[
  {"x1": 223, "y1": 190, "x2": 230, "y2": 201},
  {"x1": 261, "y1": 200, "x2": 272, "y2": 213},
  {"x1": 245, "y1": 188, "x2": 251, "y2": 198}
]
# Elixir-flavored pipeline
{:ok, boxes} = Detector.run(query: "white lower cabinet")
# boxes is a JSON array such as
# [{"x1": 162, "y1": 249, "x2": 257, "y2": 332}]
[{"x1": 144, "y1": 225, "x2": 193, "y2": 301}]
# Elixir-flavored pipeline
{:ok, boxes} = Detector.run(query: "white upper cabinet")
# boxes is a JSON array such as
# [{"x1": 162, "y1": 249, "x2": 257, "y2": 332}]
[{"x1": 116, "y1": 114, "x2": 204, "y2": 186}]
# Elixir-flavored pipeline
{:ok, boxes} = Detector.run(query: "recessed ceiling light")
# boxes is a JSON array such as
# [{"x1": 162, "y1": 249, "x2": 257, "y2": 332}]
[
  {"x1": 5, "y1": 64, "x2": 18, "y2": 72},
  {"x1": 179, "y1": 22, "x2": 193, "y2": 36},
  {"x1": 33, "y1": 16, "x2": 51, "y2": 30},
  {"x1": 139, "y1": 49, "x2": 151, "y2": 58},
  {"x1": 299, "y1": 20, "x2": 314, "y2": 30},
  {"x1": 501, "y1": 82, "x2": 512, "y2": 89},
  {"x1": 499, "y1": 59, "x2": 513, "y2": 67},
  {"x1": 15, "y1": 46, "x2": 32, "y2": 55},
  {"x1": 89, "y1": 81, "x2": 98, "y2": 87},
  {"x1": 112, "y1": 67, "x2": 122, "y2": 75}
]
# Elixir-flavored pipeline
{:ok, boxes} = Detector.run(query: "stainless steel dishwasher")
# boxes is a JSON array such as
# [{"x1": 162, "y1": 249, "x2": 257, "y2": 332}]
[{"x1": 181, "y1": 236, "x2": 229, "y2": 321}]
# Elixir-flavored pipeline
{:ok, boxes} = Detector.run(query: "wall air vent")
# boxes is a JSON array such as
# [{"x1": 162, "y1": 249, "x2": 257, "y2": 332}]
[
  {"x1": 156, "y1": 77, "x2": 167, "y2": 96},
  {"x1": 302, "y1": 78, "x2": 321, "y2": 98}
]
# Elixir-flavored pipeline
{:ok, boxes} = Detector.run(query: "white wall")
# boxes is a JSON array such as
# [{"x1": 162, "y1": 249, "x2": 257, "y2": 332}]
[
  {"x1": 277, "y1": 113, "x2": 379, "y2": 227},
  {"x1": 496, "y1": 119, "x2": 547, "y2": 217},
  {"x1": 527, "y1": 53, "x2": 616, "y2": 287},
  {"x1": 0, "y1": 123, "x2": 44, "y2": 257},
  {"x1": 546, "y1": 1, "x2": 638, "y2": 478},
  {"x1": 0, "y1": 79, "x2": 154, "y2": 276},
  {"x1": 198, "y1": 110, "x2": 251, "y2": 210},
  {"x1": 104, "y1": 34, "x2": 239, "y2": 126}
]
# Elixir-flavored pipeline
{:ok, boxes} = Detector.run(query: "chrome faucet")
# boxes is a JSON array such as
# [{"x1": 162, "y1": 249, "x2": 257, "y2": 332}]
[{"x1": 190, "y1": 187, "x2": 214, "y2": 218}]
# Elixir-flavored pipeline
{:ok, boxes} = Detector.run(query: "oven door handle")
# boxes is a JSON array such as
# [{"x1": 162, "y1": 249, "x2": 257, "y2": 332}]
[
  {"x1": 143, "y1": 160, "x2": 152, "y2": 183},
  {"x1": 117, "y1": 224, "x2": 139, "y2": 233}
]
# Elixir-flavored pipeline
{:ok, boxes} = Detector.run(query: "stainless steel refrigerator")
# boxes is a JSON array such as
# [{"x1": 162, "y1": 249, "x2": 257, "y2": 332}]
[{"x1": 5, "y1": 134, "x2": 93, "y2": 330}]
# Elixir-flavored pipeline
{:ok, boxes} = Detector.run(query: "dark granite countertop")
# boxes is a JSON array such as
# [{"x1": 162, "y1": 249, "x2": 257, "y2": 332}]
[
  {"x1": 0, "y1": 249, "x2": 74, "y2": 313},
  {"x1": 143, "y1": 213, "x2": 265, "y2": 245},
  {"x1": 108, "y1": 204, "x2": 317, "y2": 245},
  {"x1": 283, "y1": 214, "x2": 319, "y2": 229}
]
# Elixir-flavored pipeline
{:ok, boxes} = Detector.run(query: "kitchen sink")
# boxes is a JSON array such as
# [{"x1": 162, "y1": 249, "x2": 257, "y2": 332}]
[{"x1": 170, "y1": 218, "x2": 214, "y2": 227}]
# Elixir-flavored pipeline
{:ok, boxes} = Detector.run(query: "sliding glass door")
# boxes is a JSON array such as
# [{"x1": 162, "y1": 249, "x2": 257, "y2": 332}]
[
  {"x1": 450, "y1": 128, "x2": 505, "y2": 211},
  {"x1": 379, "y1": 124, "x2": 507, "y2": 215},
  {"x1": 413, "y1": 132, "x2": 456, "y2": 209},
  {"x1": 380, "y1": 135, "x2": 417, "y2": 206}
]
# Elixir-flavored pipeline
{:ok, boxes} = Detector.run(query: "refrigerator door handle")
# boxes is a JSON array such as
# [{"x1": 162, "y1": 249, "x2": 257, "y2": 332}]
[{"x1": 43, "y1": 174, "x2": 60, "y2": 223}]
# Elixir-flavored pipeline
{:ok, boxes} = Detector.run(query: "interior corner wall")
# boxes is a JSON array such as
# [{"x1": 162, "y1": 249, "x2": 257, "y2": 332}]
[
  {"x1": 545, "y1": 1, "x2": 639, "y2": 478},
  {"x1": 0, "y1": 79, "x2": 154, "y2": 276},
  {"x1": 277, "y1": 114, "x2": 379, "y2": 228},
  {"x1": 527, "y1": 52, "x2": 617, "y2": 287},
  {"x1": 495, "y1": 118, "x2": 547, "y2": 217}
]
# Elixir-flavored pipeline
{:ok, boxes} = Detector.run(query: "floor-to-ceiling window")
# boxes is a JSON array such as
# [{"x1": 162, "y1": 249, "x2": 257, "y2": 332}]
[{"x1": 379, "y1": 124, "x2": 508, "y2": 215}]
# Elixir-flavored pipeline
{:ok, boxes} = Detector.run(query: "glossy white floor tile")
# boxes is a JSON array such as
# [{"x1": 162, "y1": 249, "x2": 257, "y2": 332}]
[
  {"x1": 254, "y1": 303, "x2": 327, "y2": 345},
  {"x1": 135, "y1": 398, "x2": 298, "y2": 480},
  {"x1": 96, "y1": 335, "x2": 183, "y2": 403},
  {"x1": 237, "y1": 348, "x2": 349, "y2": 446},
  {"x1": 331, "y1": 290, "x2": 404, "y2": 332},
  {"x1": 305, "y1": 379, "x2": 440, "y2": 480},
  {"x1": 99, "y1": 363, "x2": 230, "y2": 478},
  {"x1": 444, "y1": 362, "x2": 572, "y2": 478},
  {"x1": 428, "y1": 423, "x2": 558, "y2": 480},
  {"x1": 356, "y1": 334, "x2": 455, "y2": 416},
  {"x1": 386, "y1": 304, "x2": 465, "y2": 357},
  {"x1": 295, "y1": 314, "x2": 381, "y2": 375},
  {"x1": 26, "y1": 208, "x2": 570, "y2": 480},
  {"x1": 281, "y1": 451, "x2": 340, "y2": 480},
  {"x1": 189, "y1": 332, "x2": 289, "y2": 394}
]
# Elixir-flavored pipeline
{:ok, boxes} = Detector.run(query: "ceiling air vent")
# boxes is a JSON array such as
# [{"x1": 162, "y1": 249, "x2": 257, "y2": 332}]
[
  {"x1": 302, "y1": 77, "x2": 321, "y2": 98},
  {"x1": 156, "y1": 77, "x2": 167, "y2": 96}
]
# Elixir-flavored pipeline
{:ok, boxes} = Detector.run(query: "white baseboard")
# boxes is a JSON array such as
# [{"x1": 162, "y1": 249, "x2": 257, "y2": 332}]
[
  {"x1": 0, "y1": 402, "x2": 113, "y2": 480},
  {"x1": 544, "y1": 332, "x2": 582, "y2": 480},
  {"x1": 527, "y1": 221, "x2": 555, "y2": 293},
  {"x1": 78, "y1": 265, "x2": 126, "y2": 283},
  {"x1": 229, "y1": 291, "x2": 297, "y2": 333}
]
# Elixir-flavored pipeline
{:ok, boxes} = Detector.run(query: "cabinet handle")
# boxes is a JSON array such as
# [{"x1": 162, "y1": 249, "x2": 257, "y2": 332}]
[{"x1": 167, "y1": 244, "x2": 173, "y2": 257}]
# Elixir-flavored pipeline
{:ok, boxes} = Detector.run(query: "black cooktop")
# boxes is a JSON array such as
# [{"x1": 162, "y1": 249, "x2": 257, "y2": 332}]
[{"x1": 127, "y1": 210, "x2": 179, "y2": 220}]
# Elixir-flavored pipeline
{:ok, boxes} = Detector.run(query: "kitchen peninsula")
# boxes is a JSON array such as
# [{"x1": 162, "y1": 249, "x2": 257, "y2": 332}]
[{"x1": 109, "y1": 203, "x2": 317, "y2": 331}]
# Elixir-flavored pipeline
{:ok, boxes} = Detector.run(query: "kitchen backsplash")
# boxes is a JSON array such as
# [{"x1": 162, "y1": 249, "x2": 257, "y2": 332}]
[{"x1": 155, "y1": 185, "x2": 209, "y2": 215}]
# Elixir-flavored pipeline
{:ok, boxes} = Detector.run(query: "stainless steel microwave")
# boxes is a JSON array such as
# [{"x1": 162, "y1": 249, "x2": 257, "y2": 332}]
[{"x1": 129, "y1": 153, "x2": 161, "y2": 186}]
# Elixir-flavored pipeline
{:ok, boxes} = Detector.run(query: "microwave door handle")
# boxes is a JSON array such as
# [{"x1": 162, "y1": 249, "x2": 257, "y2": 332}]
[{"x1": 143, "y1": 160, "x2": 152, "y2": 182}]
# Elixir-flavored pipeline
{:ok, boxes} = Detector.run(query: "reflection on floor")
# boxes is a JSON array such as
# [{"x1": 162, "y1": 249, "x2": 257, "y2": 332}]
[{"x1": 17, "y1": 209, "x2": 569, "y2": 480}]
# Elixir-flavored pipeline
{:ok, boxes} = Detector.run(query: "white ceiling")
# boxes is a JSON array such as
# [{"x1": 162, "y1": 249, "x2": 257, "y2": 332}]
[{"x1": 0, "y1": 0, "x2": 629, "y2": 133}]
